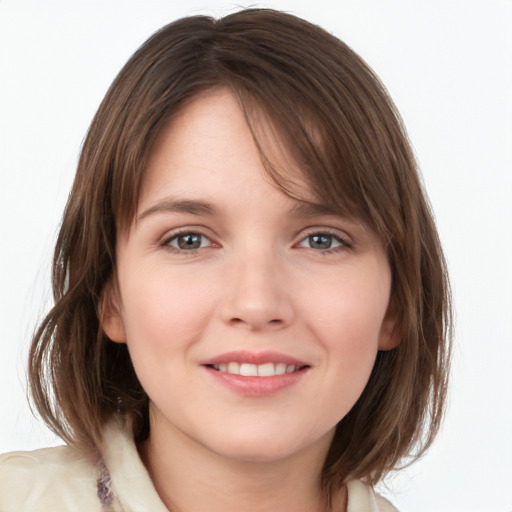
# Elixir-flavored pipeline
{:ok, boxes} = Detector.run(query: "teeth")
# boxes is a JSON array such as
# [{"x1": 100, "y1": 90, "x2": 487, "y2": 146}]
[
  {"x1": 240, "y1": 363, "x2": 258, "y2": 376},
  {"x1": 275, "y1": 363, "x2": 286, "y2": 375},
  {"x1": 227, "y1": 362, "x2": 240, "y2": 374},
  {"x1": 257, "y1": 362, "x2": 275, "y2": 377},
  {"x1": 212, "y1": 362, "x2": 299, "y2": 376}
]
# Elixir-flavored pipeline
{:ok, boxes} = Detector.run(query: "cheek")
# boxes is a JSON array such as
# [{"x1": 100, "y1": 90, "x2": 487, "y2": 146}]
[
  {"x1": 118, "y1": 265, "x2": 218, "y2": 362},
  {"x1": 117, "y1": 270, "x2": 217, "y2": 407},
  {"x1": 308, "y1": 272, "x2": 390, "y2": 347},
  {"x1": 302, "y1": 266, "x2": 390, "y2": 393},
  {"x1": 310, "y1": 293, "x2": 385, "y2": 424}
]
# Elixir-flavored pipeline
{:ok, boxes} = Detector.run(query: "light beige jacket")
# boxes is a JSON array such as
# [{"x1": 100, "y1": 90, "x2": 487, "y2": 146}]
[{"x1": 0, "y1": 423, "x2": 398, "y2": 511}]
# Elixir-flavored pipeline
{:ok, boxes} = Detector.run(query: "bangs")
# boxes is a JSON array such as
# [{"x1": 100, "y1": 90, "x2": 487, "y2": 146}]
[{"x1": 236, "y1": 89, "x2": 366, "y2": 220}]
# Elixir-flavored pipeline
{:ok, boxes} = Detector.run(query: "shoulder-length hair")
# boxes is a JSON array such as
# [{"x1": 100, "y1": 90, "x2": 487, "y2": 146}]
[{"x1": 29, "y1": 8, "x2": 451, "y2": 495}]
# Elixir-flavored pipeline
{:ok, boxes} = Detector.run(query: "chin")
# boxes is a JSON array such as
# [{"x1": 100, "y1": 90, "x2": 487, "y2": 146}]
[
  {"x1": 213, "y1": 442, "x2": 302, "y2": 463},
  {"x1": 203, "y1": 426, "x2": 331, "y2": 464}
]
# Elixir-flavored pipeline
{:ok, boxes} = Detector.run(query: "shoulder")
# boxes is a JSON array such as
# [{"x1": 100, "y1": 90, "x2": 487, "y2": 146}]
[
  {"x1": 346, "y1": 479, "x2": 399, "y2": 512},
  {"x1": 0, "y1": 445, "x2": 101, "y2": 511}
]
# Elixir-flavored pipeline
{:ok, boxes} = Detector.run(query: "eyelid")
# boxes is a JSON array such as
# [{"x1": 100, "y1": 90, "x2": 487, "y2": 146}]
[
  {"x1": 159, "y1": 227, "x2": 220, "y2": 251},
  {"x1": 296, "y1": 226, "x2": 353, "y2": 246},
  {"x1": 156, "y1": 225, "x2": 353, "y2": 253}
]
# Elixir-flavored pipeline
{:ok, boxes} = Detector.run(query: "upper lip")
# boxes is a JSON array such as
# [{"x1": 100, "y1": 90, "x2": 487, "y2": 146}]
[{"x1": 200, "y1": 350, "x2": 310, "y2": 367}]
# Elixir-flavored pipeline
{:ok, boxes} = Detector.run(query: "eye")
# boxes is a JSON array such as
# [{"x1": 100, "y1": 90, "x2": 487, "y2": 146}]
[
  {"x1": 298, "y1": 232, "x2": 348, "y2": 251},
  {"x1": 166, "y1": 232, "x2": 212, "y2": 251}
]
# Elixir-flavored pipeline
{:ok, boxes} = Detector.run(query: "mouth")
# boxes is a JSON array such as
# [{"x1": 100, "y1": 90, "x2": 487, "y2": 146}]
[
  {"x1": 205, "y1": 362, "x2": 309, "y2": 377},
  {"x1": 202, "y1": 351, "x2": 310, "y2": 396}
]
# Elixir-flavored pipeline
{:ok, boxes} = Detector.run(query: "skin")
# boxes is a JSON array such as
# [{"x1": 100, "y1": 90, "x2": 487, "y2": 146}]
[{"x1": 102, "y1": 89, "x2": 396, "y2": 511}]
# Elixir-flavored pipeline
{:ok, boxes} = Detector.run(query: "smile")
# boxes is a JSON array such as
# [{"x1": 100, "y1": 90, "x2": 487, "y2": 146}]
[
  {"x1": 202, "y1": 351, "x2": 310, "y2": 395},
  {"x1": 208, "y1": 362, "x2": 303, "y2": 376}
]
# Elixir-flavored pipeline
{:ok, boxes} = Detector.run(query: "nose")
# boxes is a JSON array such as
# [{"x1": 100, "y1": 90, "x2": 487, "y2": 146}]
[{"x1": 219, "y1": 252, "x2": 295, "y2": 331}]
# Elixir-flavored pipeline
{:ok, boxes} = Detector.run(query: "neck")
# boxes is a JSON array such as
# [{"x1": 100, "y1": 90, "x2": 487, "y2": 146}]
[{"x1": 138, "y1": 418, "x2": 346, "y2": 512}]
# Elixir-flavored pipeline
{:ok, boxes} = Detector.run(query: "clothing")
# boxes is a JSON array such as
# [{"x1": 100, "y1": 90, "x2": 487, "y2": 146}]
[{"x1": 0, "y1": 423, "x2": 397, "y2": 511}]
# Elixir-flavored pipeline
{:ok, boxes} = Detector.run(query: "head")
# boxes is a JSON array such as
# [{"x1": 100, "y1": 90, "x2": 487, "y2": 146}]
[{"x1": 29, "y1": 8, "x2": 451, "y2": 493}]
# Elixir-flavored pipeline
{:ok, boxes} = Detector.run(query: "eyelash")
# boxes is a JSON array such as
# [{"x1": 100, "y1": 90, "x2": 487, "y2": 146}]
[
  {"x1": 160, "y1": 229, "x2": 217, "y2": 254},
  {"x1": 296, "y1": 229, "x2": 352, "y2": 254},
  {"x1": 160, "y1": 228, "x2": 352, "y2": 255}
]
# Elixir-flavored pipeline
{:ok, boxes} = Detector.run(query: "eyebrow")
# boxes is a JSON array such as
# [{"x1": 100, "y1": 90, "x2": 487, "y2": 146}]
[
  {"x1": 287, "y1": 202, "x2": 343, "y2": 218},
  {"x1": 137, "y1": 198, "x2": 218, "y2": 221},
  {"x1": 137, "y1": 196, "x2": 345, "y2": 222}
]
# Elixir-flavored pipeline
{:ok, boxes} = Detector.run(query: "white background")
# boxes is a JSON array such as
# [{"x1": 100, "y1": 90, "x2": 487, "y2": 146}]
[{"x1": 0, "y1": 1, "x2": 511, "y2": 511}]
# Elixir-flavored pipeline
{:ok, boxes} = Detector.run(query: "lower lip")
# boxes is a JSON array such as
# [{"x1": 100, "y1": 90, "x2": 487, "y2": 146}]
[{"x1": 204, "y1": 367, "x2": 308, "y2": 396}]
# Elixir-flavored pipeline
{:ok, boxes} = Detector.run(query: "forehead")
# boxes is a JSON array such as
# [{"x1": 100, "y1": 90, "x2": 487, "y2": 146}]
[{"x1": 139, "y1": 88, "x2": 314, "y2": 210}]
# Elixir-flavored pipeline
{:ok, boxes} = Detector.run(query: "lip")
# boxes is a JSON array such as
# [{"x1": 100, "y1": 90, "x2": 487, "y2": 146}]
[
  {"x1": 200, "y1": 350, "x2": 309, "y2": 367},
  {"x1": 201, "y1": 350, "x2": 310, "y2": 397}
]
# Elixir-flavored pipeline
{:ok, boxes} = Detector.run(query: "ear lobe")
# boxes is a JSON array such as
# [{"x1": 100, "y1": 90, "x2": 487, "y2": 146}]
[
  {"x1": 99, "y1": 283, "x2": 126, "y2": 344},
  {"x1": 378, "y1": 303, "x2": 401, "y2": 351}
]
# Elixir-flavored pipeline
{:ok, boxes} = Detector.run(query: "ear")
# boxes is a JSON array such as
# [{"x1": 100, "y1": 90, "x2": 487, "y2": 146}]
[
  {"x1": 99, "y1": 280, "x2": 126, "y2": 344},
  {"x1": 378, "y1": 300, "x2": 401, "y2": 351}
]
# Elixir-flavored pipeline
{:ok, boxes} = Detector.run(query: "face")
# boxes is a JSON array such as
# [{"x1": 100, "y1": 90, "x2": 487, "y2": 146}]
[{"x1": 103, "y1": 89, "x2": 396, "y2": 463}]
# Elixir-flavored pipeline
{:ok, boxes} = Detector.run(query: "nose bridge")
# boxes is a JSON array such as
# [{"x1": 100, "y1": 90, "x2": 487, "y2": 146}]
[{"x1": 220, "y1": 243, "x2": 293, "y2": 329}]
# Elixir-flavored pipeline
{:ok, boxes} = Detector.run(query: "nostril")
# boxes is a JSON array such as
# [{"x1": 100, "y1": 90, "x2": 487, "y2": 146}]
[{"x1": 228, "y1": 317, "x2": 283, "y2": 328}]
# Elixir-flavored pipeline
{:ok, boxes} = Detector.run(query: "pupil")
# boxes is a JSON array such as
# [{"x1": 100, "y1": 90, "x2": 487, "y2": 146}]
[
  {"x1": 310, "y1": 234, "x2": 331, "y2": 249},
  {"x1": 178, "y1": 234, "x2": 201, "y2": 249}
]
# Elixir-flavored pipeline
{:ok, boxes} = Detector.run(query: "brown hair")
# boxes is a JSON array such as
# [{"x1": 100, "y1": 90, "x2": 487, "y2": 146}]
[{"x1": 29, "y1": 8, "x2": 451, "y2": 495}]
